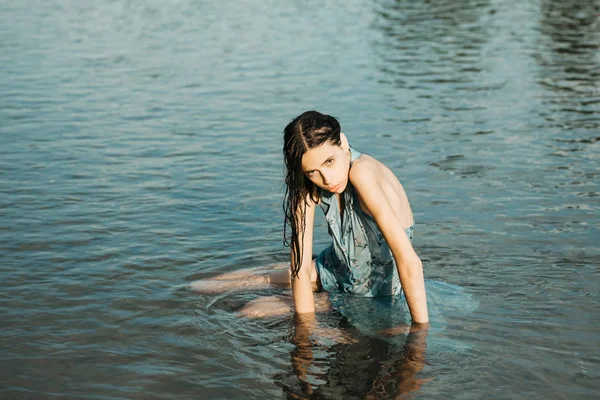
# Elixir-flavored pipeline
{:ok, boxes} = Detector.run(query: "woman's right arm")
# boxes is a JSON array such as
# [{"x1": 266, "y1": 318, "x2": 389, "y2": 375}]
[{"x1": 291, "y1": 192, "x2": 316, "y2": 314}]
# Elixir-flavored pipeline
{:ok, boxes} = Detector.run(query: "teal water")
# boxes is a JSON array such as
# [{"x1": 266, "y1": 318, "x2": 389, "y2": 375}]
[{"x1": 1, "y1": 0, "x2": 599, "y2": 398}]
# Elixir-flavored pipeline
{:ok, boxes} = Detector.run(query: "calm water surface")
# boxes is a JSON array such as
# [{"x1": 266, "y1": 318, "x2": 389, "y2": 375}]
[{"x1": 1, "y1": 0, "x2": 599, "y2": 398}]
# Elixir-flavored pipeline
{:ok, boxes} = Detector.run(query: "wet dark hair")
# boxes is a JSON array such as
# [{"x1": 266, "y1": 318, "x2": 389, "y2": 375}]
[{"x1": 283, "y1": 111, "x2": 342, "y2": 279}]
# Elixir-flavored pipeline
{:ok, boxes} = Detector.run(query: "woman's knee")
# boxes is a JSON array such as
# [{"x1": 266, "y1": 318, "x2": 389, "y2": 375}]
[
  {"x1": 237, "y1": 296, "x2": 292, "y2": 318},
  {"x1": 267, "y1": 269, "x2": 291, "y2": 286}
]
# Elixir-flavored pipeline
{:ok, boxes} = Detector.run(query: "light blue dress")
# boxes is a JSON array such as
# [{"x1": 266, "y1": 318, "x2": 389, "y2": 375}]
[{"x1": 315, "y1": 147, "x2": 413, "y2": 297}]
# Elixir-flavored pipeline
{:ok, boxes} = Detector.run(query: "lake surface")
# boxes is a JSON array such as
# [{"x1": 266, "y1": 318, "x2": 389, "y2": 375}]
[{"x1": 1, "y1": 0, "x2": 599, "y2": 398}]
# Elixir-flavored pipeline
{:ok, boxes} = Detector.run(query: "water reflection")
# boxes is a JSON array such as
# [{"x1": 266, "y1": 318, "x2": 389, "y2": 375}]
[
  {"x1": 276, "y1": 314, "x2": 431, "y2": 399},
  {"x1": 536, "y1": 0, "x2": 600, "y2": 131},
  {"x1": 368, "y1": 0, "x2": 498, "y2": 170},
  {"x1": 371, "y1": 0, "x2": 491, "y2": 94}
]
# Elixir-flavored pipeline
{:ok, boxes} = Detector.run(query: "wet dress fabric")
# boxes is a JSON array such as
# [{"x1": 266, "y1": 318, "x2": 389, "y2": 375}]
[{"x1": 315, "y1": 147, "x2": 414, "y2": 297}]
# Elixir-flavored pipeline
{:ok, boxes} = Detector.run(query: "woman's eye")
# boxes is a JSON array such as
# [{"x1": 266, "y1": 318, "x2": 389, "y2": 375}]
[
  {"x1": 326, "y1": 159, "x2": 334, "y2": 165},
  {"x1": 306, "y1": 171, "x2": 314, "y2": 177}
]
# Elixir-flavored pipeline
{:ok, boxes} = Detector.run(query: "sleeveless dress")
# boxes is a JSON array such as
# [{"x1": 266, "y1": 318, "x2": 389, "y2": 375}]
[{"x1": 314, "y1": 147, "x2": 414, "y2": 297}]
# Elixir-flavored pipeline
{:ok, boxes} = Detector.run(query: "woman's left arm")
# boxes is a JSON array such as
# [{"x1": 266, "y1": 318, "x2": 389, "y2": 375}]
[{"x1": 351, "y1": 164, "x2": 429, "y2": 323}]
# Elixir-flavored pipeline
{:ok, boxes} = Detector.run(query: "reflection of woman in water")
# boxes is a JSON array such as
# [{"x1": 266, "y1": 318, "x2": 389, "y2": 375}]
[
  {"x1": 192, "y1": 110, "x2": 428, "y2": 327},
  {"x1": 279, "y1": 313, "x2": 431, "y2": 399}
]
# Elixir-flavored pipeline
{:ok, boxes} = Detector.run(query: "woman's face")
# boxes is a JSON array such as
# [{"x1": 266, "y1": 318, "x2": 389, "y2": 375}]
[{"x1": 301, "y1": 134, "x2": 350, "y2": 194}]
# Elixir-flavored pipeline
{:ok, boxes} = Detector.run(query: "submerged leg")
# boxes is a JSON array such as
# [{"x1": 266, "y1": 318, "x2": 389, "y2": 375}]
[
  {"x1": 237, "y1": 295, "x2": 293, "y2": 318},
  {"x1": 238, "y1": 291, "x2": 333, "y2": 319},
  {"x1": 189, "y1": 261, "x2": 318, "y2": 294}
]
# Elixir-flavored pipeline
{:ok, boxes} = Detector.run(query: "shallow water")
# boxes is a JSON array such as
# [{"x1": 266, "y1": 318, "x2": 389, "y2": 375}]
[{"x1": 1, "y1": 0, "x2": 599, "y2": 398}]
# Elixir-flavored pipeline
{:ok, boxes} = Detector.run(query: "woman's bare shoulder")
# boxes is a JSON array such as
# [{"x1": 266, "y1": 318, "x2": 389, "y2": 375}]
[
  {"x1": 349, "y1": 153, "x2": 387, "y2": 185},
  {"x1": 350, "y1": 153, "x2": 408, "y2": 198},
  {"x1": 350, "y1": 152, "x2": 414, "y2": 226}
]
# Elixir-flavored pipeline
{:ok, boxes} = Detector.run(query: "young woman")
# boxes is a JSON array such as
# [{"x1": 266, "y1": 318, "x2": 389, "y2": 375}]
[{"x1": 191, "y1": 110, "x2": 428, "y2": 325}]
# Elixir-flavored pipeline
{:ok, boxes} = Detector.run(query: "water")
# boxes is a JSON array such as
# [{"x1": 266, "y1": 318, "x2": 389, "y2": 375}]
[{"x1": 1, "y1": 0, "x2": 599, "y2": 398}]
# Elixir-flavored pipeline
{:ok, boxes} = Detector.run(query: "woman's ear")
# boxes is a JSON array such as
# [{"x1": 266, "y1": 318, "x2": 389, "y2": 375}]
[{"x1": 340, "y1": 132, "x2": 350, "y2": 152}]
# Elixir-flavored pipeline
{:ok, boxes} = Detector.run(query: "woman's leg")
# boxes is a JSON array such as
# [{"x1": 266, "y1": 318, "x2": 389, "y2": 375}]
[
  {"x1": 189, "y1": 260, "x2": 319, "y2": 293},
  {"x1": 266, "y1": 260, "x2": 319, "y2": 290},
  {"x1": 238, "y1": 287, "x2": 333, "y2": 319},
  {"x1": 237, "y1": 295, "x2": 293, "y2": 318}
]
